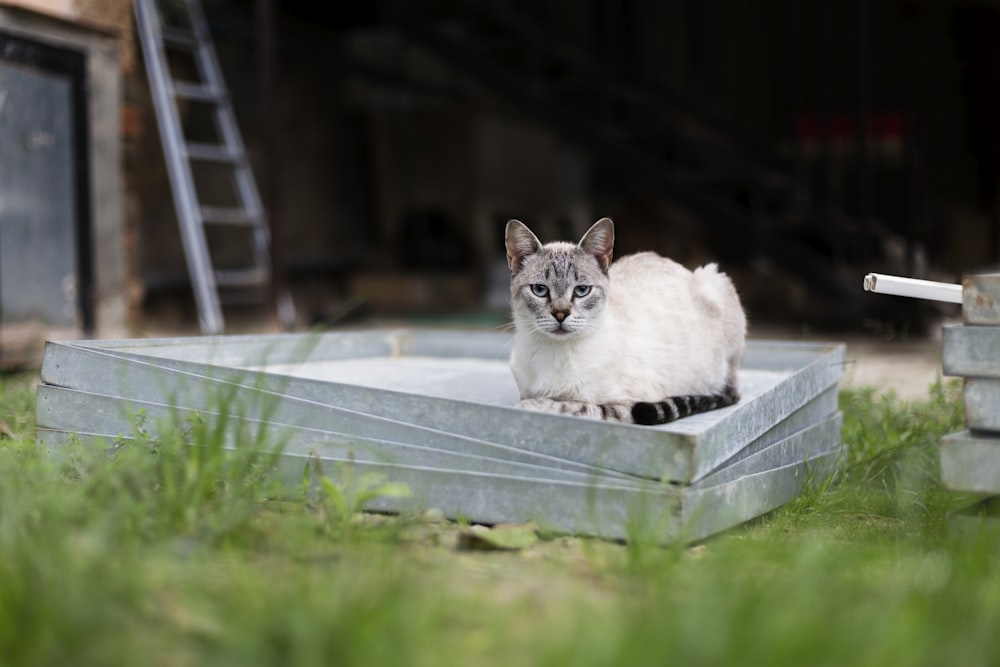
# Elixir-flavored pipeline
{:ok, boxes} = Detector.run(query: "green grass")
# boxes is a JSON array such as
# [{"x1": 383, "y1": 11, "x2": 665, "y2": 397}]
[{"x1": 2, "y1": 371, "x2": 1000, "y2": 666}]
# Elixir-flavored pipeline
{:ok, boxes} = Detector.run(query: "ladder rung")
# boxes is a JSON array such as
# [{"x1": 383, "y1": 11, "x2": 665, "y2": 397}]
[
  {"x1": 200, "y1": 206, "x2": 259, "y2": 226},
  {"x1": 161, "y1": 26, "x2": 198, "y2": 50},
  {"x1": 185, "y1": 142, "x2": 242, "y2": 163},
  {"x1": 172, "y1": 81, "x2": 225, "y2": 102},
  {"x1": 215, "y1": 267, "x2": 269, "y2": 288}
]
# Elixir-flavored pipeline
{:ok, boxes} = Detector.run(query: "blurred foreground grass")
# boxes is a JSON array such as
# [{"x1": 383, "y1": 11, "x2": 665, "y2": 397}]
[{"x1": 2, "y1": 371, "x2": 999, "y2": 666}]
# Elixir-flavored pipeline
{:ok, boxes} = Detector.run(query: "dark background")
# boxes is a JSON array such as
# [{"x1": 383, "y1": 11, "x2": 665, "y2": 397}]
[{"x1": 126, "y1": 0, "x2": 1000, "y2": 332}]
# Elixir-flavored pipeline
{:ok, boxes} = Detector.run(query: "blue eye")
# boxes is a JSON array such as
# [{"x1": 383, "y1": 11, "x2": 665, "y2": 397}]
[
  {"x1": 530, "y1": 284, "x2": 549, "y2": 298},
  {"x1": 573, "y1": 285, "x2": 592, "y2": 298}
]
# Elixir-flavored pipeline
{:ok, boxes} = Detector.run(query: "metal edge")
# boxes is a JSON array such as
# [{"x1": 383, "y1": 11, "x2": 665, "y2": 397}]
[
  {"x1": 57, "y1": 329, "x2": 513, "y2": 364},
  {"x1": 34, "y1": 424, "x2": 646, "y2": 490},
  {"x1": 681, "y1": 445, "x2": 842, "y2": 542},
  {"x1": 66, "y1": 329, "x2": 839, "y2": 365},
  {"x1": 36, "y1": 426, "x2": 842, "y2": 543},
  {"x1": 943, "y1": 325, "x2": 1000, "y2": 378},
  {"x1": 37, "y1": 428, "x2": 674, "y2": 541},
  {"x1": 694, "y1": 385, "x2": 838, "y2": 479},
  {"x1": 961, "y1": 378, "x2": 1000, "y2": 432},
  {"x1": 687, "y1": 342, "x2": 844, "y2": 479},
  {"x1": 42, "y1": 331, "x2": 844, "y2": 481},
  {"x1": 940, "y1": 430, "x2": 1000, "y2": 494},
  {"x1": 34, "y1": 378, "x2": 622, "y2": 478},
  {"x1": 37, "y1": 391, "x2": 840, "y2": 495},
  {"x1": 962, "y1": 274, "x2": 1000, "y2": 326},
  {"x1": 40, "y1": 343, "x2": 838, "y2": 482},
  {"x1": 42, "y1": 341, "x2": 695, "y2": 479},
  {"x1": 54, "y1": 330, "x2": 400, "y2": 366},
  {"x1": 690, "y1": 413, "x2": 842, "y2": 490}
]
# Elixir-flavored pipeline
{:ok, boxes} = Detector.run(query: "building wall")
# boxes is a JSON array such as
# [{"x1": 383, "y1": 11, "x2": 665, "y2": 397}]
[{"x1": 0, "y1": 0, "x2": 130, "y2": 347}]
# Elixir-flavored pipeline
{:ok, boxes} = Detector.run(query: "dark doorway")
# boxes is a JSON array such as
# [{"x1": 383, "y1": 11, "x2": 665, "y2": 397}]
[{"x1": 0, "y1": 31, "x2": 94, "y2": 352}]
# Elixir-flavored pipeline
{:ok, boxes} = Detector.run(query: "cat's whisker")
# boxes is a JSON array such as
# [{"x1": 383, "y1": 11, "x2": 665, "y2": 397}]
[{"x1": 491, "y1": 320, "x2": 518, "y2": 334}]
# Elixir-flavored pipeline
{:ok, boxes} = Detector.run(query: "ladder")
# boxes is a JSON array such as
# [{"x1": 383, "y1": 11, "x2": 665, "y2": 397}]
[{"x1": 134, "y1": 0, "x2": 294, "y2": 334}]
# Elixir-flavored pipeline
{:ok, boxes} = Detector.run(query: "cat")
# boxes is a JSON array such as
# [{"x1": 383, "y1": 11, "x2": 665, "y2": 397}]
[{"x1": 505, "y1": 217, "x2": 746, "y2": 425}]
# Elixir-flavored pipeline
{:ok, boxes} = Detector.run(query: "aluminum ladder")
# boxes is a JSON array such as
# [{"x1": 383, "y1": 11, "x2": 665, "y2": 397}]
[{"x1": 134, "y1": 0, "x2": 294, "y2": 334}]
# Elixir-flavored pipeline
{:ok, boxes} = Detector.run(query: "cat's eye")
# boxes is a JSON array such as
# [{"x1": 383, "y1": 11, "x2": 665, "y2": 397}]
[
  {"x1": 573, "y1": 285, "x2": 592, "y2": 298},
  {"x1": 529, "y1": 284, "x2": 549, "y2": 298}
]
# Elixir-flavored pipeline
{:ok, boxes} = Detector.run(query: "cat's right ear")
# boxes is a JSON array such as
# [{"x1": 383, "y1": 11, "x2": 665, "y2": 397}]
[
  {"x1": 505, "y1": 220, "x2": 542, "y2": 273},
  {"x1": 579, "y1": 217, "x2": 614, "y2": 272}
]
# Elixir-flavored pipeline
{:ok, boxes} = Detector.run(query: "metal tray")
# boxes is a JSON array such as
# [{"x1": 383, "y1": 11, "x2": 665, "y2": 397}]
[
  {"x1": 943, "y1": 325, "x2": 1000, "y2": 431},
  {"x1": 36, "y1": 383, "x2": 839, "y2": 488},
  {"x1": 36, "y1": 329, "x2": 844, "y2": 541},
  {"x1": 944, "y1": 324, "x2": 1000, "y2": 378},
  {"x1": 37, "y1": 415, "x2": 841, "y2": 543},
  {"x1": 38, "y1": 329, "x2": 844, "y2": 483}
]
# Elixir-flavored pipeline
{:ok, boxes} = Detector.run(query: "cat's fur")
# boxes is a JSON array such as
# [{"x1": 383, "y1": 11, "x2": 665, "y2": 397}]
[{"x1": 506, "y1": 217, "x2": 746, "y2": 425}]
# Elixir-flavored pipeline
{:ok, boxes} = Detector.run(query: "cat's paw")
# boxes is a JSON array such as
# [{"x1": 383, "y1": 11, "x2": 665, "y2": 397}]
[
  {"x1": 515, "y1": 397, "x2": 630, "y2": 422},
  {"x1": 515, "y1": 397, "x2": 558, "y2": 413}
]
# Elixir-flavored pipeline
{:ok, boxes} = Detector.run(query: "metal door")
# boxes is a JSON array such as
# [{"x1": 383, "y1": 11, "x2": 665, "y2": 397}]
[{"x1": 0, "y1": 32, "x2": 91, "y2": 333}]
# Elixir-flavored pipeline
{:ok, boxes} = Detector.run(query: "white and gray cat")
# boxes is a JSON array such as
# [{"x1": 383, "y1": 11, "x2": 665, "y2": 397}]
[{"x1": 506, "y1": 217, "x2": 746, "y2": 425}]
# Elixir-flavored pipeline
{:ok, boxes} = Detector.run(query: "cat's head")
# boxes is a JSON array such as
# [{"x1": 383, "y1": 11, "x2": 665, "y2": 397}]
[{"x1": 505, "y1": 218, "x2": 614, "y2": 339}]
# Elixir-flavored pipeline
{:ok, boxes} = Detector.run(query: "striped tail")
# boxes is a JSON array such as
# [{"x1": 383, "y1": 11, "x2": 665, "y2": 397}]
[
  {"x1": 515, "y1": 384, "x2": 739, "y2": 425},
  {"x1": 630, "y1": 384, "x2": 740, "y2": 425}
]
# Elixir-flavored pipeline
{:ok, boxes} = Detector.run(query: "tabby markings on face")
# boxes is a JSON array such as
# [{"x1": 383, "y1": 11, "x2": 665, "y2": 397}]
[
  {"x1": 522, "y1": 272, "x2": 601, "y2": 337},
  {"x1": 508, "y1": 230, "x2": 610, "y2": 340}
]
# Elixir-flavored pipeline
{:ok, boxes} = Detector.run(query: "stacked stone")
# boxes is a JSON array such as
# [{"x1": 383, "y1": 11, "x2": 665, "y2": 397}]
[{"x1": 940, "y1": 274, "x2": 1000, "y2": 496}]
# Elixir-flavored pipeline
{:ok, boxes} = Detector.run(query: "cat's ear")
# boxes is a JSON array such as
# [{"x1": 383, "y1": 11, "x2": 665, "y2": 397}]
[
  {"x1": 505, "y1": 220, "x2": 542, "y2": 273},
  {"x1": 579, "y1": 218, "x2": 614, "y2": 272}
]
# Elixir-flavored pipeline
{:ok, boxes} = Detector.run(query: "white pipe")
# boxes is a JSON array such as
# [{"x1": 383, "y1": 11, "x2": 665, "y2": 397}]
[{"x1": 863, "y1": 273, "x2": 962, "y2": 304}]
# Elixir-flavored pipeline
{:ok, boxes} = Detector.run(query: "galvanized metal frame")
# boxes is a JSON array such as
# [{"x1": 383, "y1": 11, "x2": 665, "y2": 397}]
[
  {"x1": 37, "y1": 329, "x2": 844, "y2": 541},
  {"x1": 864, "y1": 274, "x2": 1000, "y2": 501},
  {"x1": 942, "y1": 321, "x2": 1000, "y2": 495}
]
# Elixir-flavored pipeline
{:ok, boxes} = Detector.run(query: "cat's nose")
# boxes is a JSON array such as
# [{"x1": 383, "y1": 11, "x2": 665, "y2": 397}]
[{"x1": 551, "y1": 308, "x2": 570, "y2": 322}]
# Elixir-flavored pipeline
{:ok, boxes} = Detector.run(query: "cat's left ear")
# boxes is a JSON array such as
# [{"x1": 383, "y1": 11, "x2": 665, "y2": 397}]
[
  {"x1": 505, "y1": 220, "x2": 543, "y2": 273},
  {"x1": 579, "y1": 218, "x2": 614, "y2": 272}
]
